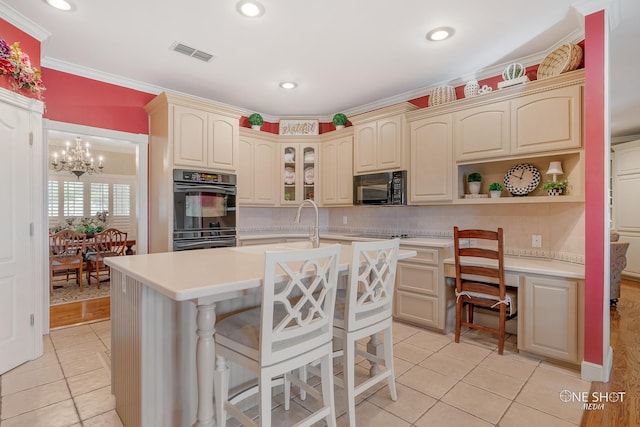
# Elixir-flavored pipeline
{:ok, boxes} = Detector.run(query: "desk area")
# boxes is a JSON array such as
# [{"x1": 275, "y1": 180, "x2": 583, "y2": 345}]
[
  {"x1": 105, "y1": 242, "x2": 417, "y2": 427},
  {"x1": 443, "y1": 256, "x2": 585, "y2": 366}
]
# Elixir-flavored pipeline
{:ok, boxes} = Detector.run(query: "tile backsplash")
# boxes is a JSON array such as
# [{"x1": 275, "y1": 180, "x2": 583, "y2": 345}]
[{"x1": 239, "y1": 202, "x2": 585, "y2": 264}]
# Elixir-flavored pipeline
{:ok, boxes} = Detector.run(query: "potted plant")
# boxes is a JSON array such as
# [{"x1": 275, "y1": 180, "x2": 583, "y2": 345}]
[
  {"x1": 543, "y1": 180, "x2": 568, "y2": 196},
  {"x1": 332, "y1": 113, "x2": 348, "y2": 130},
  {"x1": 248, "y1": 113, "x2": 263, "y2": 130},
  {"x1": 467, "y1": 172, "x2": 482, "y2": 194},
  {"x1": 488, "y1": 182, "x2": 503, "y2": 198}
]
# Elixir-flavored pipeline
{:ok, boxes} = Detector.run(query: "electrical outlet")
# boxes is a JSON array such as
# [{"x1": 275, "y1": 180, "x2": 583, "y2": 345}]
[
  {"x1": 342, "y1": 216, "x2": 348, "y2": 225},
  {"x1": 532, "y1": 234, "x2": 542, "y2": 248}
]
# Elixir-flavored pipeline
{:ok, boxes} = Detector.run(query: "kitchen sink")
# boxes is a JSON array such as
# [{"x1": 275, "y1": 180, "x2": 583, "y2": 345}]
[{"x1": 231, "y1": 241, "x2": 332, "y2": 254}]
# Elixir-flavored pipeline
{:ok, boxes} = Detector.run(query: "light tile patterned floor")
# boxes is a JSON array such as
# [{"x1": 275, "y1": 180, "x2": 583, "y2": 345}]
[{"x1": 0, "y1": 320, "x2": 589, "y2": 426}]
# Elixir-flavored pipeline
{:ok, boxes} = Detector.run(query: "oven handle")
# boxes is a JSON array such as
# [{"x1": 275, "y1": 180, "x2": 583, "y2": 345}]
[
  {"x1": 174, "y1": 182, "x2": 236, "y2": 195},
  {"x1": 173, "y1": 239, "x2": 236, "y2": 250}
]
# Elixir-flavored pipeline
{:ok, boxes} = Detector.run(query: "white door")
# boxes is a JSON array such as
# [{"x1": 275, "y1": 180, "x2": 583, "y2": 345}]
[{"x1": 0, "y1": 98, "x2": 36, "y2": 374}]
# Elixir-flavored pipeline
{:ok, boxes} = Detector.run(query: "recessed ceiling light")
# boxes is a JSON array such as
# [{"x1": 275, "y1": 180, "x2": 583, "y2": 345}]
[
  {"x1": 279, "y1": 82, "x2": 298, "y2": 89},
  {"x1": 426, "y1": 27, "x2": 455, "y2": 41},
  {"x1": 236, "y1": 1, "x2": 265, "y2": 18},
  {"x1": 44, "y1": 0, "x2": 72, "y2": 11}
]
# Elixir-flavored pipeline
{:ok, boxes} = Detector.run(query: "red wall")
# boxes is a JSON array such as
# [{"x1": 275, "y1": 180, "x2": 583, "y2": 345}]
[{"x1": 42, "y1": 68, "x2": 155, "y2": 135}]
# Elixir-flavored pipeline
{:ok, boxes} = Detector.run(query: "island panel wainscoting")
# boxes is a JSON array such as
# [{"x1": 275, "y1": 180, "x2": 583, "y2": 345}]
[{"x1": 105, "y1": 242, "x2": 417, "y2": 427}]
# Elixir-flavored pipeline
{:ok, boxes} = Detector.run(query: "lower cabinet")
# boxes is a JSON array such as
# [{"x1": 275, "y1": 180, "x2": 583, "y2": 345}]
[
  {"x1": 518, "y1": 275, "x2": 583, "y2": 364},
  {"x1": 394, "y1": 245, "x2": 453, "y2": 331}
]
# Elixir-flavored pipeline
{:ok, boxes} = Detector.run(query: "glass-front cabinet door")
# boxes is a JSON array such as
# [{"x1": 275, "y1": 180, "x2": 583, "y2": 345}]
[{"x1": 280, "y1": 143, "x2": 318, "y2": 205}]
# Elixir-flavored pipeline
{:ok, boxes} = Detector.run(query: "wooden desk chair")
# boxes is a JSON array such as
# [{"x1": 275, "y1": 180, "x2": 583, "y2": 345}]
[
  {"x1": 213, "y1": 244, "x2": 341, "y2": 427},
  {"x1": 453, "y1": 227, "x2": 516, "y2": 355},
  {"x1": 49, "y1": 230, "x2": 87, "y2": 294},
  {"x1": 333, "y1": 238, "x2": 400, "y2": 427},
  {"x1": 86, "y1": 228, "x2": 128, "y2": 288}
]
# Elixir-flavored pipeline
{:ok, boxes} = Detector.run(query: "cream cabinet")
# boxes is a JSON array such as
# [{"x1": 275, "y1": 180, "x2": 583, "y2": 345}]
[
  {"x1": 320, "y1": 133, "x2": 353, "y2": 206},
  {"x1": 394, "y1": 244, "x2": 453, "y2": 331},
  {"x1": 612, "y1": 140, "x2": 640, "y2": 279},
  {"x1": 455, "y1": 100, "x2": 510, "y2": 161},
  {"x1": 511, "y1": 84, "x2": 582, "y2": 155},
  {"x1": 280, "y1": 142, "x2": 318, "y2": 205},
  {"x1": 409, "y1": 114, "x2": 453, "y2": 203},
  {"x1": 145, "y1": 92, "x2": 243, "y2": 252},
  {"x1": 238, "y1": 130, "x2": 279, "y2": 206},
  {"x1": 519, "y1": 275, "x2": 583, "y2": 364},
  {"x1": 351, "y1": 104, "x2": 416, "y2": 175},
  {"x1": 172, "y1": 103, "x2": 240, "y2": 172}
]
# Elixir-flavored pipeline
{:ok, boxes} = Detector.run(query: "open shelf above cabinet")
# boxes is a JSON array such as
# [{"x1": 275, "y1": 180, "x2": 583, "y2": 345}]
[{"x1": 455, "y1": 150, "x2": 584, "y2": 204}]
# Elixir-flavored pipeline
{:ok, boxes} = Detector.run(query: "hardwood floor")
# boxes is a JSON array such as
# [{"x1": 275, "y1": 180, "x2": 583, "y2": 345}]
[
  {"x1": 49, "y1": 296, "x2": 110, "y2": 329},
  {"x1": 581, "y1": 278, "x2": 640, "y2": 427}
]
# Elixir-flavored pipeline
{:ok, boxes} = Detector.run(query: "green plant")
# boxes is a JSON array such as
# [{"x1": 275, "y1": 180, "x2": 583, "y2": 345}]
[
  {"x1": 488, "y1": 182, "x2": 503, "y2": 191},
  {"x1": 332, "y1": 113, "x2": 348, "y2": 126},
  {"x1": 248, "y1": 113, "x2": 263, "y2": 126},
  {"x1": 543, "y1": 180, "x2": 568, "y2": 191},
  {"x1": 467, "y1": 172, "x2": 482, "y2": 182}
]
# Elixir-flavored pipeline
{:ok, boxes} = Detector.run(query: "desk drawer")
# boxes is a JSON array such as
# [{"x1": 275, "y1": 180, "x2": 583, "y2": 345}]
[
  {"x1": 397, "y1": 263, "x2": 439, "y2": 296},
  {"x1": 400, "y1": 246, "x2": 439, "y2": 264}
]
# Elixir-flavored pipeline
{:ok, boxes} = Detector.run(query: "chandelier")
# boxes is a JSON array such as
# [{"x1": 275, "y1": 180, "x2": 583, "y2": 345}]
[{"x1": 51, "y1": 137, "x2": 104, "y2": 178}]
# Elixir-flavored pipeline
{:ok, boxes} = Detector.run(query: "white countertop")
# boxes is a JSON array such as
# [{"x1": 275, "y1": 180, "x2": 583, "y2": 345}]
[
  {"x1": 443, "y1": 256, "x2": 585, "y2": 280},
  {"x1": 105, "y1": 242, "x2": 417, "y2": 301}
]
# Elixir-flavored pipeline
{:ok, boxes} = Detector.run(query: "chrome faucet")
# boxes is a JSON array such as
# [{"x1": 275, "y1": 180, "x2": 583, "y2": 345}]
[{"x1": 294, "y1": 199, "x2": 320, "y2": 248}]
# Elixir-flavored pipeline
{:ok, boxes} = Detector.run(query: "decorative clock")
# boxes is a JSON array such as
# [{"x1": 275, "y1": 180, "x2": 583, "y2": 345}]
[{"x1": 503, "y1": 163, "x2": 541, "y2": 196}]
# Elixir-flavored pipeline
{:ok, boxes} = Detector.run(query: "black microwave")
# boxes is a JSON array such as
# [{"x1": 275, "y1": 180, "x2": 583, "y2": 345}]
[{"x1": 353, "y1": 170, "x2": 407, "y2": 206}]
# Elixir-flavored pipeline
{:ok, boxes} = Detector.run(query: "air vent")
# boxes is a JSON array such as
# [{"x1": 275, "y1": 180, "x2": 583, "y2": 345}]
[{"x1": 170, "y1": 42, "x2": 215, "y2": 62}]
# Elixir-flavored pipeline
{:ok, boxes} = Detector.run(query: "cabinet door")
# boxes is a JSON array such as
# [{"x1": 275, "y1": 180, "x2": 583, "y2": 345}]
[
  {"x1": 410, "y1": 115, "x2": 453, "y2": 202},
  {"x1": 455, "y1": 101, "x2": 510, "y2": 161},
  {"x1": 281, "y1": 144, "x2": 299, "y2": 204},
  {"x1": 321, "y1": 136, "x2": 353, "y2": 206},
  {"x1": 207, "y1": 113, "x2": 238, "y2": 172},
  {"x1": 301, "y1": 144, "x2": 318, "y2": 203},
  {"x1": 394, "y1": 290, "x2": 440, "y2": 329},
  {"x1": 520, "y1": 276, "x2": 579, "y2": 363},
  {"x1": 377, "y1": 115, "x2": 403, "y2": 170},
  {"x1": 237, "y1": 136, "x2": 255, "y2": 203},
  {"x1": 253, "y1": 139, "x2": 278, "y2": 205},
  {"x1": 173, "y1": 105, "x2": 207, "y2": 167},
  {"x1": 354, "y1": 122, "x2": 377, "y2": 174},
  {"x1": 511, "y1": 85, "x2": 582, "y2": 154}
]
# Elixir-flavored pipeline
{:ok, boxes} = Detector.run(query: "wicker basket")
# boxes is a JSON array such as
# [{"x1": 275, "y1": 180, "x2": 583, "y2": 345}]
[
  {"x1": 537, "y1": 43, "x2": 583, "y2": 80},
  {"x1": 428, "y1": 85, "x2": 457, "y2": 106}
]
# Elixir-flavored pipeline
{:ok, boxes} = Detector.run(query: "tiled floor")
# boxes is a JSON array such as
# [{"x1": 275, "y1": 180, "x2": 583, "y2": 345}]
[{"x1": 0, "y1": 320, "x2": 589, "y2": 426}]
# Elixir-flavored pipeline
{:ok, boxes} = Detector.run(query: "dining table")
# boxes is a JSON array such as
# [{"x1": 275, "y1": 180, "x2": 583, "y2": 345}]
[{"x1": 105, "y1": 241, "x2": 416, "y2": 427}]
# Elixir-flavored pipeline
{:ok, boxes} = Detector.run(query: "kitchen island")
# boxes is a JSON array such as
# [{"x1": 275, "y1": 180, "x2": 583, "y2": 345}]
[{"x1": 105, "y1": 242, "x2": 416, "y2": 427}]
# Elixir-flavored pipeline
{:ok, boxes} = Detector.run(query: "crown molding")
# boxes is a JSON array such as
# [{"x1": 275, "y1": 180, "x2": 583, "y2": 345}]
[{"x1": 0, "y1": 3, "x2": 50, "y2": 41}]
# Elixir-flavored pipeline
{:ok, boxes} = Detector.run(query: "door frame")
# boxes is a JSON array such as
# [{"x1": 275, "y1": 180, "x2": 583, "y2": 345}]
[{"x1": 42, "y1": 120, "x2": 149, "y2": 333}]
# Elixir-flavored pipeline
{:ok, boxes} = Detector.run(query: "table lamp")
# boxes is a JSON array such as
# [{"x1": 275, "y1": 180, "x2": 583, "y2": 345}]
[{"x1": 546, "y1": 161, "x2": 564, "y2": 182}]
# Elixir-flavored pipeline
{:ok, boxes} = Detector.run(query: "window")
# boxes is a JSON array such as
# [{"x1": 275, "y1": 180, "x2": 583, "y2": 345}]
[
  {"x1": 63, "y1": 181, "x2": 84, "y2": 217},
  {"x1": 48, "y1": 181, "x2": 59, "y2": 217},
  {"x1": 113, "y1": 183, "x2": 131, "y2": 216},
  {"x1": 90, "y1": 183, "x2": 109, "y2": 216}
]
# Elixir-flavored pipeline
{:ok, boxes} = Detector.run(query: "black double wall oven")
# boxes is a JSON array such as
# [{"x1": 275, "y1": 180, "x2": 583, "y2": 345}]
[{"x1": 173, "y1": 169, "x2": 237, "y2": 251}]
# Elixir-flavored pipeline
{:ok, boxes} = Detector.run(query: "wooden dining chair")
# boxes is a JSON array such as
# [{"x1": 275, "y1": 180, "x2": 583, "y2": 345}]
[
  {"x1": 86, "y1": 228, "x2": 128, "y2": 288},
  {"x1": 453, "y1": 227, "x2": 516, "y2": 355},
  {"x1": 213, "y1": 244, "x2": 341, "y2": 427},
  {"x1": 49, "y1": 230, "x2": 87, "y2": 294}
]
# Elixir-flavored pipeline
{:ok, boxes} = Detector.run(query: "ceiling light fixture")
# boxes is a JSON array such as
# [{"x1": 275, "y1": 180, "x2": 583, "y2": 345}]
[
  {"x1": 50, "y1": 137, "x2": 104, "y2": 179},
  {"x1": 279, "y1": 82, "x2": 298, "y2": 89},
  {"x1": 236, "y1": 1, "x2": 265, "y2": 18},
  {"x1": 44, "y1": 0, "x2": 72, "y2": 11},
  {"x1": 426, "y1": 27, "x2": 455, "y2": 41}
]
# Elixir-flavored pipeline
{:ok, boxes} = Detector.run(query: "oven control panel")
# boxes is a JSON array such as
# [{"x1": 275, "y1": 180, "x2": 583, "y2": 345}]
[{"x1": 174, "y1": 169, "x2": 237, "y2": 185}]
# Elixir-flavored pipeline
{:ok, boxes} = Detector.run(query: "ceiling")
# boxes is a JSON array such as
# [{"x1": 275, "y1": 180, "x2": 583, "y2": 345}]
[{"x1": 2, "y1": 0, "x2": 639, "y2": 138}]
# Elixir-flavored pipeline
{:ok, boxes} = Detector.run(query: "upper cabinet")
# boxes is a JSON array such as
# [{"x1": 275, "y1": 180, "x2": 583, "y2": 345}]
[
  {"x1": 454, "y1": 100, "x2": 510, "y2": 161},
  {"x1": 238, "y1": 130, "x2": 279, "y2": 206},
  {"x1": 409, "y1": 114, "x2": 453, "y2": 203},
  {"x1": 321, "y1": 131, "x2": 354, "y2": 206},
  {"x1": 511, "y1": 84, "x2": 582, "y2": 155},
  {"x1": 351, "y1": 104, "x2": 417, "y2": 175},
  {"x1": 146, "y1": 92, "x2": 242, "y2": 173},
  {"x1": 279, "y1": 140, "x2": 319, "y2": 205}
]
